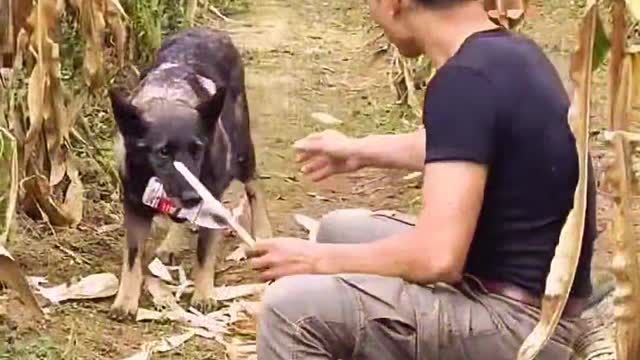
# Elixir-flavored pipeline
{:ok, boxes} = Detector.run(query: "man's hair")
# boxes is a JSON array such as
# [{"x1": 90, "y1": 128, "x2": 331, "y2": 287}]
[{"x1": 414, "y1": 0, "x2": 474, "y2": 9}]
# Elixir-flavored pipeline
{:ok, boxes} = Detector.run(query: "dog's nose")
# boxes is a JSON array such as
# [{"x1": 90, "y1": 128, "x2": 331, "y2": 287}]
[{"x1": 180, "y1": 190, "x2": 201, "y2": 208}]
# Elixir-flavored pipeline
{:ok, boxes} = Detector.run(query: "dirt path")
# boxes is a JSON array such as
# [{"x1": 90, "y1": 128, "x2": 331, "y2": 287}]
[
  {"x1": 221, "y1": 0, "x2": 423, "y2": 234},
  {"x1": 0, "y1": 0, "x2": 621, "y2": 358}
]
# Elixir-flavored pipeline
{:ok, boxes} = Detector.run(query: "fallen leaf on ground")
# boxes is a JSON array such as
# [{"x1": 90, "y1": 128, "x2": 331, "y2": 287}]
[
  {"x1": 293, "y1": 214, "x2": 320, "y2": 242},
  {"x1": 96, "y1": 223, "x2": 120, "y2": 234},
  {"x1": 136, "y1": 308, "x2": 164, "y2": 321},
  {"x1": 145, "y1": 276, "x2": 180, "y2": 309},
  {"x1": 307, "y1": 192, "x2": 331, "y2": 201},
  {"x1": 403, "y1": 171, "x2": 422, "y2": 181},
  {"x1": 311, "y1": 112, "x2": 343, "y2": 125},
  {"x1": 226, "y1": 245, "x2": 248, "y2": 261},
  {"x1": 237, "y1": 301, "x2": 262, "y2": 318},
  {"x1": 225, "y1": 337, "x2": 258, "y2": 360},
  {"x1": 214, "y1": 283, "x2": 267, "y2": 302},
  {"x1": 148, "y1": 258, "x2": 174, "y2": 283},
  {"x1": 31, "y1": 272, "x2": 118, "y2": 305},
  {"x1": 120, "y1": 331, "x2": 196, "y2": 360}
]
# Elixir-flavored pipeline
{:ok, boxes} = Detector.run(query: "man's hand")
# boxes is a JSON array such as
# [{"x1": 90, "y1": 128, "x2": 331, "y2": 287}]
[
  {"x1": 293, "y1": 130, "x2": 364, "y2": 182},
  {"x1": 248, "y1": 238, "x2": 330, "y2": 281}
]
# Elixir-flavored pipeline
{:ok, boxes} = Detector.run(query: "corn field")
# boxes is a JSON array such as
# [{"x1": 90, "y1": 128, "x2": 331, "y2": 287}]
[{"x1": 1, "y1": 0, "x2": 640, "y2": 359}]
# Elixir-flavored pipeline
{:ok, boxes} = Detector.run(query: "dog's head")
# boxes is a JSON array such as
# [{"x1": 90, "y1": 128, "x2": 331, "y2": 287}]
[{"x1": 109, "y1": 87, "x2": 226, "y2": 209}]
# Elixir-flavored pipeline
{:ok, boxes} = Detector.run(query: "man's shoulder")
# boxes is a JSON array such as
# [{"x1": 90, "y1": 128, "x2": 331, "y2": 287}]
[
  {"x1": 429, "y1": 30, "x2": 568, "y2": 113},
  {"x1": 454, "y1": 30, "x2": 544, "y2": 67}
]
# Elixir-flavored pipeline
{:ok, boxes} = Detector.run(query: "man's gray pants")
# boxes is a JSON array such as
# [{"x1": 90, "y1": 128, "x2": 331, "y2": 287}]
[{"x1": 256, "y1": 208, "x2": 585, "y2": 359}]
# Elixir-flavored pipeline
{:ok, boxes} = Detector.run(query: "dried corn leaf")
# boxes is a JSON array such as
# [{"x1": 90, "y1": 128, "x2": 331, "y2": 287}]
[
  {"x1": 226, "y1": 245, "x2": 248, "y2": 261},
  {"x1": 148, "y1": 258, "x2": 174, "y2": 283},
  {"x1": 630, "y1": 48, "x2": 640, "y2": 109},
  {"x1": 403, "y1": 171, "x2": 422, "y2": 181},
  {"x1": 214, "y1": 283, "x2": 267, "y2": 302},
  {"x1": 32, "y1": 272, "x2": 118, "y2": 304},
  {"x1": 484, "y1": 0, "x2": 528, "y2": 28},
  {"x1": 225, "y1": 337, "x2": 257, "y2": 360},
  {"x1": 21, "y1": 0, "x2": 84, "y2": 227},
  {"x1": 121, "y1": 331, "x2": 196, "y2": 360},
  {"x1": 311, "y1": 112, "x2": 343, "y2": 125},
  {"x1": 0, "y1": 128, "x2": 19, "y2": 246},
  {"x1": 609, "y1": 0, "x2": 628, "y2": 130},
  {"x1": 604, "y1": 130, "x2": 640, "y2": 360},
  {"x1": 0, "y1": 244, "x2": 44, "y2": 318},
  {"x1": 517, "y1": 5, "x2": 597, "y2": 360},
  {"x1": 105, "y1": 0, "x2": 128, "y2": 67},
  {"x1": 145, "y1": 276, "x2": 180, "y2": 309},
  {"x1": 0, "y1": 0, "x2": 13, "y2": 55},
  {"x1": 186, "y1": 0, "x2": 198, "y2": 25},
  {"x1": 61, "y1": 157, "x2": 84, "y2": 226},
  {"x1": 75, "y1": 0, "x2": 107, "y2": 90},
  {"x1": 22, "y1": 174, "x2": 77, "y2": 227}
]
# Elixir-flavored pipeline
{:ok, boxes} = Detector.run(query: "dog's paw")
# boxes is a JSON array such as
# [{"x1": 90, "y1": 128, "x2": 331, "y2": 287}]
[
  {"x1": 108, "y1": 303, "x2": 138, "y2": 322},
  {"x1": 108, "y1": 293, "x2": 139, "y2": 322},
  {"x1": 191, "y1": 290, "x2": 219, "y2": 314}
]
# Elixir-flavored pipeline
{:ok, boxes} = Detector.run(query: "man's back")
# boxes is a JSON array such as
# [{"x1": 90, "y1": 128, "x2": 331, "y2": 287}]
[{"x1": 423, "y1": 28, "x2": 596, "y2": 297}]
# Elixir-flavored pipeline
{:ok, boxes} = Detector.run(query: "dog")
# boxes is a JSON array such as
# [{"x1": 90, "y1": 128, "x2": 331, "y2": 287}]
[{"x1": 108, "y1": 27, "x2": 272, "y2": 320}]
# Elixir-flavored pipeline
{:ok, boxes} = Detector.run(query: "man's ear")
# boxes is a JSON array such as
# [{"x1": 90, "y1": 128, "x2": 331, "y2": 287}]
[
  {"x1": 196, "y1": 86, "x2": 226, "y2": 134},
  {"x1": 109, "y1": 88, "x2": 147, "y2": 139}
]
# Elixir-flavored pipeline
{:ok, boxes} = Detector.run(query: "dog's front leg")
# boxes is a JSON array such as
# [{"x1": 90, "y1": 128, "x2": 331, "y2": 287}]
[
  {"x1": 191, "y1": 227, "x2": 223, "y2": 312},
  {"x1": 110, "y1": 206, "x2": 152, "y2": 321},
  {"x1": 245, "y1": 180, "x2": 273, "y2": 239}
]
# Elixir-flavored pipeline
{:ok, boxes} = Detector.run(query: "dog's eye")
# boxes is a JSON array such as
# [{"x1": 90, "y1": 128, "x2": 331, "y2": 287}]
[{"x1": 158, "y1": 146, "x2": 170, "y2": 157}]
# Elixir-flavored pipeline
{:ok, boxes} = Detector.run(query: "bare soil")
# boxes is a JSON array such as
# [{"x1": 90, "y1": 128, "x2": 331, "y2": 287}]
[{"x1": 0, "y1": 0, "x2": 632, "y2": 358}]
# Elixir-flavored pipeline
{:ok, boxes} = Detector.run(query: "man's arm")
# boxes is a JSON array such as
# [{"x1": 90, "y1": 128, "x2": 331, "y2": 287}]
[
  {"x1": 317, "y1": 65, "x2": 497, "y2": 284},
  {"x1": 316, "y1": 160, "x2": 487, "y2": 284},
  {"x1": 353, "y1": 128, "x2": 426, "y2": 171}
]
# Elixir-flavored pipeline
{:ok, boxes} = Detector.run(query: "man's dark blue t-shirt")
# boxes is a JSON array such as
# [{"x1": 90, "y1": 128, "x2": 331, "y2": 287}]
[{"x1": 423, "y1": 28, "x2": 596, "y2": 297}]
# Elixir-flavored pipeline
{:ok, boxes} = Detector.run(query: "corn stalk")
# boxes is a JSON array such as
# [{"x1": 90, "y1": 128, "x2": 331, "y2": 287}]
[
  {"x1": 517, "y1": 4, "x2": 598, "y2": 359},
  {"x1": 0, "y1": 127, "x2": 19, "y2": 247},
  {"x1": 517, "y1": 1, "x2": 640, "y2": 359},
  {"x1": 603, "y1": 2, "x2": 640, "y2": 359}
]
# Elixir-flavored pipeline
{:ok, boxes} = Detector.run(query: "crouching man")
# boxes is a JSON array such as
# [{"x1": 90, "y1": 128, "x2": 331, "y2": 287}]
[{"x1": 249, "y1": 0, "x2": 597, "y2": 358}]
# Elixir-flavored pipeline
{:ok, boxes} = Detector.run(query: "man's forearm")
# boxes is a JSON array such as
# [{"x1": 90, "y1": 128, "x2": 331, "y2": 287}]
[
  {"x1": 316, "y1": 228, "x2": 459, "y2": 285},
  {"x1": 353, "y1": 128, "x2": 425, "y2": 171}
]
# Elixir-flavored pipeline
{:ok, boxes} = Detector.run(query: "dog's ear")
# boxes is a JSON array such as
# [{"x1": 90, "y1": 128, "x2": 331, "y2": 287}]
[
  {"x1": 196, "y1": 87, "x2": 226, "y2": 134},
  {"x1": 109, "y1": 88, "x2": 147, "y2": 139}
]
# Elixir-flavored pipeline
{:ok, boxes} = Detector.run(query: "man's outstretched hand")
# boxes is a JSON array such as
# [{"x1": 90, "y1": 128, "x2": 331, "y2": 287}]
[
  {"x1": 293, "y1": 130, "x2": 365, "y2": 182},
  {"x1": 248, "y1": 238, "x2": 332, "y2": 281}
]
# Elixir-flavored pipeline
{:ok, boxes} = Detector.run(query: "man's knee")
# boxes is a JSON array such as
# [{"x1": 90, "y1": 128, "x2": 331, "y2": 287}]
[
  {"x1": 260, "y1": 274, "x2": 356, "y2": 325},
  {"x1": 316, "y1": 208, "x2": 374, "y2": 244},
  {"x1": 316, "y1": 208, "x2": 413, "y2": 244}
]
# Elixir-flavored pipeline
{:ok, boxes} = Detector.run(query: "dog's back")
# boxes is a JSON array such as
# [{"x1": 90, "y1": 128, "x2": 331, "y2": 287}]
[{"x1": 132, "y1": 28, "x2": 241, "y2": 111}]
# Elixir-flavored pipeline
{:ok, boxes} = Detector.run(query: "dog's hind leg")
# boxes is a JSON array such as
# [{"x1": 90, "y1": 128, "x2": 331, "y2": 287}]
[
  {"x1": 156, "y1": 222, "x2": 195, "y2": 265},
  {"x1": 191, "y1": 227, "x2": 224, "y2": 312},
  {"x1": 110, "y1": 205, "x2": 152, "y2": 321}
]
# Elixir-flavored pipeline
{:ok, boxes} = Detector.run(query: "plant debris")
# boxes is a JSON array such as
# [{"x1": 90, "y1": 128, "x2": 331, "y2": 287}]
[{"x1": 29, "y1": 272, "x2": 118, "y2": 305}]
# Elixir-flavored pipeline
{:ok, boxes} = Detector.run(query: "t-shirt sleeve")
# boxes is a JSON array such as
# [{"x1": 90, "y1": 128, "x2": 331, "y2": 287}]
[{"x1": 423, "y1": 65, "x2": 498, "y2": 165}]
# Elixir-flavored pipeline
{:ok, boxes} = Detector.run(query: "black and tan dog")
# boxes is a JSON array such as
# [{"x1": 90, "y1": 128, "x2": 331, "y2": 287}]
[{"x1": 108, "y1": 27, "x2": 272, "y2": 319}]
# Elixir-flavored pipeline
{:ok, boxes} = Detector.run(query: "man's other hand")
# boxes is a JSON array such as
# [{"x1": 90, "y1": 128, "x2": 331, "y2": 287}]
[{"x1": 293, "y1": 130, "x2": 364, "y2": 182}]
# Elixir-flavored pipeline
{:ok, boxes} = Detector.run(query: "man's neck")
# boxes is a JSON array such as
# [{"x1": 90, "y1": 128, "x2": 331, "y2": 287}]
[{"x1": 409, "y1": 5, "x2": 500, "y2": 68}]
